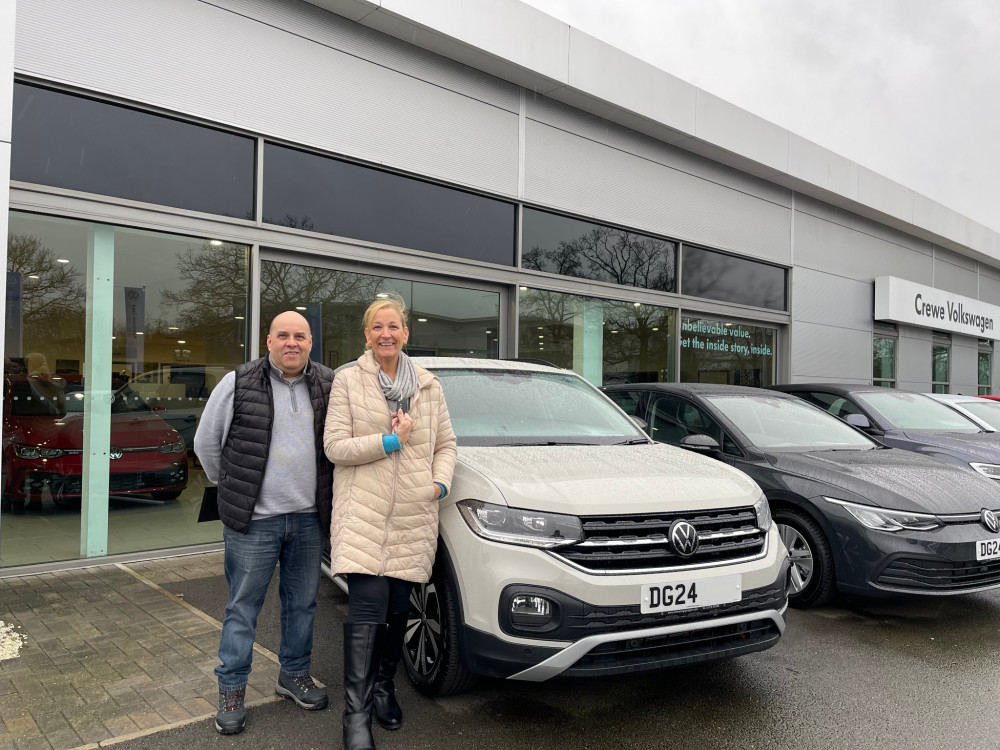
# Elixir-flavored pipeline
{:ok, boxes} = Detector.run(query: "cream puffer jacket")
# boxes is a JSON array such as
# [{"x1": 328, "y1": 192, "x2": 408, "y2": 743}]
[{"x1": 324, "y1": 351, "x2": 457, "y2": 583}]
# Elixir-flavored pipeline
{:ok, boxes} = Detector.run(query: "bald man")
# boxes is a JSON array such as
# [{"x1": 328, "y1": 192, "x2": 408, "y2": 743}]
[{"x1": 195, "y1": 311, "x2": 335, "y2": 734}]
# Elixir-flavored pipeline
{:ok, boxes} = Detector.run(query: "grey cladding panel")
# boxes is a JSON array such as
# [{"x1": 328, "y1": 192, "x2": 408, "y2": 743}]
[
  {"x1": 207, "y1": 0, "x2": 521, "y2": 112},
  {"x1": 526, "y1": 95, "x2": 791, "y2": 207},
  {"x1": 790, "y1": 321, "x2": 872, "y2": 381},
  {"x1": 524, "y1": 121, "x2": 791, "y2": 264},
  {"x1": 933, "y1": 258, "x2": 978, "y2": 298},
  {"x1": 793, "y1": 269, "x2": 872, "y2": 331},
  {"x1": 15, "y1": 0, "x2": 519, "y2": 197},
  {"x1": 794, "y1": 212, "x2": 932, "y2": 282},
  {"x1": 980, "y1": 274, "x2": 1000, "y2": 306}
]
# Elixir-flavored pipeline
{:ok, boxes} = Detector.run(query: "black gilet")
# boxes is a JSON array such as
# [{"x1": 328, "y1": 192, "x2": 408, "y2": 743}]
[{"x1": 217, "y1": 356, "x2": 334, "y2": 534}]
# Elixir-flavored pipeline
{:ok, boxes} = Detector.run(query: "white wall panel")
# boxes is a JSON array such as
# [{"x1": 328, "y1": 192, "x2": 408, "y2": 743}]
[
  {"x1": 790, "y1": 321, "x2": 871, "y2": 382},
  {"x1": 793, "y1": 211, "x2": 932, "y2": 282},
  {"x1": 15, "y1": 0, "x2": 519, "y2": 196},
  {"x1": 933, "y1": 257, "x2": 978, "y2": 298},
  {"x1": 980, "y1": 272, "x2": 1000, "y2": 307},
  {"x1": 526, "y1": 95, "x2": 791, "y2": 207},
  {"x1": 793, "y1": 269, "x2": 871, "y2": 331},
  {"x1": 524, "y1": 120, "x2": 791, "y2": 263}
]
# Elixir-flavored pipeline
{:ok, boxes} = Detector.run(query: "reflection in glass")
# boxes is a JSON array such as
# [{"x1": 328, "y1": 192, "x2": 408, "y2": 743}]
[
  {"x1": 980, "y1": 350, "x2": 992, "y2": 396},
  {"x1": 521, "y1": 209, "x2": 676, "y2": 292},
  {"x1": 679, "y1": 317, "x2": 776, "y2": 387},
  {"x1": 873, "y1": 336, "x2": 896, "y2": 387},
  {"x1": 517, "y1": 288, "x2": 674, "y2": 386},
  {"x1": 258, "y1": 260, "x2": 501, "y2": 366},
  {"x1": 262, "y1": 143, "x2": 516, "y2": 266},
  {"x1": 932, "y1": 344, "x2": 949, "y2": 394},
  {"x1": 681, "y1": 246, "x2": 786, "y2": 311},
  {"x1": 11, "y1": 83, "x2": 255, "y2": 218},
  {"x1": 3, "y1": 212, "x2": 249, "y2": 567}
]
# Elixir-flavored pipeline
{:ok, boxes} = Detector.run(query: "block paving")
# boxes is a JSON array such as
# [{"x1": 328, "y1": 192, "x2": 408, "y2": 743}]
[{"x1": 0, "y1": 552, "x2": 282, "y2": 750}]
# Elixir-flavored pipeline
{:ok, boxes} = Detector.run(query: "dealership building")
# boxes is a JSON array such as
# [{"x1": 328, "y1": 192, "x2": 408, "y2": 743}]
[{"x1": 2, "y1": 0, "x2": 1000, "y2": 571}]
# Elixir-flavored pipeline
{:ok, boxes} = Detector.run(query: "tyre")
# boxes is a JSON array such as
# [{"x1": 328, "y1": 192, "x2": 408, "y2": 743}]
[
  {"x1": 150, "y1": 490, "x2": 182, "y2": 501},
  {"x1": 402, "y1": 567, "x2": 477, "y2": 697},
  {"x1": 774, "y1": 507, "x2": 836, "y2": 608}
]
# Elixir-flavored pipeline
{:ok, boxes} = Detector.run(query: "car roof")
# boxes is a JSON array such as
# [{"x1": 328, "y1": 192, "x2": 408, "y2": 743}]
[
  {"x1": 408, "y1": 357, "x2": 566, "y2": 374},
  {"x1": 604, "y1": 382, "x2": 796, "y2": 398},
  {"x1": 768, "y1": 383, "x2": 887, "y2": 395},
  {"x1": 926, "y1": 393, "x2": 981, "y2": 403}
]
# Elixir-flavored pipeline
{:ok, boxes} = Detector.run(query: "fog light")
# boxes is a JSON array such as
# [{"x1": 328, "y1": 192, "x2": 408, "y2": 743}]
[{"x1": 510, "y1": 595, "x2": 554, "y2": 626}]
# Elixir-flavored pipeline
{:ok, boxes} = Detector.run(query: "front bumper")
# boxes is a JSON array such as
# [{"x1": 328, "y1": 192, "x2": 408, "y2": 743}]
[{"x1": 822, "y1": 502, "x2": 1000, "y2": 596}]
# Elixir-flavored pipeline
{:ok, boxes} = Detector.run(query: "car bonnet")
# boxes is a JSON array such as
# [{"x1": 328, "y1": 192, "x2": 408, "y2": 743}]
[{"x1": 453, "y1": 443, "x2": 761, "y2": 515}]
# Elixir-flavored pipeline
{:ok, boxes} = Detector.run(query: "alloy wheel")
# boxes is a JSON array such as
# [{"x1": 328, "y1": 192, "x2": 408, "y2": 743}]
[{"x1": 778, "y1": 522, "x2": 814, "y2": 593}]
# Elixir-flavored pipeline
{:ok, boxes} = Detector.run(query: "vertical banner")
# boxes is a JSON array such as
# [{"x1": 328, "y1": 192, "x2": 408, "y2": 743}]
[
  {"x1": 305, "y1": 303, "x2": 323, "y2": 363},
  {"x1": 5, "y1": 271, "x2": 22, "y2": 359},
  {"x1": 124, "y1": 287, "x2": 145, "y2": 375}
]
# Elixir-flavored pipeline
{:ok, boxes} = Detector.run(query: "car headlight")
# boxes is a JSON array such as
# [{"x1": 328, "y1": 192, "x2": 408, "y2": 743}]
[
  {"x1": 970, "y1": 463, "x2": 1000, "y2": 479},
  {"x1": 753, "y1": 494, "x2": 772, "y2": 531},
  {"x1": 13, "y1": 444, "x2": 66, "y2": 459},
  {"x1": 823, "y1": 497, "x2": 943, "y2": 532},
  {"x1": 457, "y1": 499, "x2": 583, "y2": 548},
  {"x1": 157, "y1": 441, "x2": 186, "y2": 454}
]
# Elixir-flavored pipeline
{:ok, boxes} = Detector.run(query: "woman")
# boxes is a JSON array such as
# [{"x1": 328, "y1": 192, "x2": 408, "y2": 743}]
[{"x1": 324, "y1": 294, "x2": 457, "y2": 750}]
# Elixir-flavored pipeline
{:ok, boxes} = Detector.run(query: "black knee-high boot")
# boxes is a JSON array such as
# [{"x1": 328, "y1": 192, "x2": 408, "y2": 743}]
[
  {"x1": 343, "y1": 622, "x2": 385, "y2": 750},
  {"x1": 372, "y1": 611, "x2": 408, "y2": 730}
]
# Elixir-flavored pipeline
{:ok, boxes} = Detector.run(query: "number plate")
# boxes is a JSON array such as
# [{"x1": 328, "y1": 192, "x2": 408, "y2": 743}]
[
  {"x1": 976, "y1": 539, "x2": 1000, "y2": 561},
  {"x1": 640, "y1": 574, "x2": 742, "y2": 614}
]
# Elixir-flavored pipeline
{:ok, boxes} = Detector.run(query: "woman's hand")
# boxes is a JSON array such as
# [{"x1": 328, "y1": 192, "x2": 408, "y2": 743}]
[{"x1": 392, "y1": 409, "x2": 413, "y2": 445}]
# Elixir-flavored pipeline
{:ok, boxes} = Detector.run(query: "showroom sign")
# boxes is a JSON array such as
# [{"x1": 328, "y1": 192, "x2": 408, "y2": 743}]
[{"x1": 874, "y1": 276, "x2": 1000, "y2": 340}]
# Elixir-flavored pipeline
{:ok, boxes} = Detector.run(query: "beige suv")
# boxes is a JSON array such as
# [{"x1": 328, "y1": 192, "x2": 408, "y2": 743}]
[{"x1": 329, "y1": 358, "x2": 790, "y2": 696}]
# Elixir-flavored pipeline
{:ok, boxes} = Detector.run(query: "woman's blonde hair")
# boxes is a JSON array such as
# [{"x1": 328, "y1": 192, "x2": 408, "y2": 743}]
[{"x1": 362, "y1": 292, "x2": 409, "y2": 347}]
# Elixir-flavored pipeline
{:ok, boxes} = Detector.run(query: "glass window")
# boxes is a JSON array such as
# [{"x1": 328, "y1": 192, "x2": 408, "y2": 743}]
[
  {"x1": 262, "y1": 143, "x2": 515, "y2": 266},
  {"x1": 798, "y1": 391, "x2": 864, "y2": 420},
  {"x1": 648, "y1": 395, "x2": 722, "y2": 444},
  {"x1": 433, "y1": 368, "x2": 645, "y2": 447},
  {"x1": 979, "y1": 347, "x2": 992, "y2": 396},
  {"x1": 681, "y1": 245, "x2": 787, "y2": 311},
  {"x1": 873, "y1": 335, "x2": 896, "y2": 387},
  {"x1": 258, "y1": 260, "x2": 501, "y2": 365},
  {"x1": 521, "y1": 208, "x2": 676, "y2": 292},
  {"x1": 3, "y1": 211, "x2": 249, "y2": 567},
  {"x1": 679, "y1": 317, "x2": 777, "y2": 387},
  {"x1": 705, "y1": 395, "x2": 876, "y2": 451},
  {"x1": 857, "y1": 391, "x2": 978, "y2": 432},
  {"x1": 932, "y1": 343, "x2": 950, "y2": 394},
  {"x1": 517, "y1": 289, "x2": 675, "y2": 387},
  {"x1": 11, "y1": 83, "x2": 255, "y2": 219}
]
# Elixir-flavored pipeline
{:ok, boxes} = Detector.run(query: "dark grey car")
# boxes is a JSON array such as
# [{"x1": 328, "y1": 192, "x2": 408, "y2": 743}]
[
  {"x1": 604, "y1": 383, "x2": 1000, "y2": 608},
  {"x1": 768, "y1": 384, "x2": 1000, "y2": 481}
]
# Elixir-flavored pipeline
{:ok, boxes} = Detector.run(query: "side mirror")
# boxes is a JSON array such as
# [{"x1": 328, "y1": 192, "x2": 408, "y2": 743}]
[
  {"x1": 629, "y1": 415, "x2": 648, "y2": 430},
  {"x1": 679, "y1": 434, "x2": 721, "y2": 453},
  {"x1": 845, "y1": 413, "x2": 872, "y2": 430}
]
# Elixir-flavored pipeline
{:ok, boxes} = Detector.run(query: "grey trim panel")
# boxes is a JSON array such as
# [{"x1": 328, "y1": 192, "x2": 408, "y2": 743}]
[{"x1": 509, "y1": 608, "x2": 786, "y2": 682}]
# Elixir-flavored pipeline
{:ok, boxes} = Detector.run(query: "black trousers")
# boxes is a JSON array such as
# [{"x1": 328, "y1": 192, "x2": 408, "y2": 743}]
[{"x1": 345, "y1": 573, "x2": 413, "y2": 624}]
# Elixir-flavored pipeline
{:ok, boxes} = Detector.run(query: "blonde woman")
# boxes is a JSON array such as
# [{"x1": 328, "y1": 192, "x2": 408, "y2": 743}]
[{"x1": 323, "y1": 294, "x2": 457, "y2": 750}]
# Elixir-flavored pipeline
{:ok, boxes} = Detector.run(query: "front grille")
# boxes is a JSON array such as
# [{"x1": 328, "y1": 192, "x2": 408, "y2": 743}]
[
  {"x1": 876, "y1": 556, "x2": 1000, "y2": 591},
  {"x1": 561, "y1": 617, "x2": 781, "y2": 677},
  {"x1": 553, "y1": 507, "x2": 765, "y2": 573}
]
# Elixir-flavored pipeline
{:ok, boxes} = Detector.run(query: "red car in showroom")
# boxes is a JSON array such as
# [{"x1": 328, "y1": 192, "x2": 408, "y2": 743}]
[{"x1": 2, "y1": 373, "x2": 187, "y2": 513}]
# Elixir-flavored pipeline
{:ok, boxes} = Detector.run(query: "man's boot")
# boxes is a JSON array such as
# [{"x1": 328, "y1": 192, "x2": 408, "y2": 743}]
[
  {"x1": 372, "y1": 611, "x2": 407, "y2": 730},
  {"x1": 215, "y1": 687, "x2": 246, "y2": 734},
  {"x1": 343, "y1": 622, "x2": 385, "y2": 750}
]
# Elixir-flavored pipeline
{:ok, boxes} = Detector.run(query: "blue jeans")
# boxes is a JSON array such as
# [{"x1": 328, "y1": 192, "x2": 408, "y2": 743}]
[{"x1": 216, "y1": 512, "x2": 322, "y2": 691}]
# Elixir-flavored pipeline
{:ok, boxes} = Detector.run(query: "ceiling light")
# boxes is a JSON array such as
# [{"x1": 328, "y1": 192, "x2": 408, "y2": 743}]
[
  {"x1": 57, "y1": 259, "x2": 69, "y2": 264},
  {"x1": 417, "y1": 318, "x2": 428, "y2": 322},
  {"x1": 177, "y1": 340, "x2": 186, "y2": 344},
  {"x1": 377, "y1": 293, "x2": 389, "y2": 298},
  {"x1": 652, "y1": 327, "x2": 659, "y2": 331},
  {"x1": 519, "y1": 287, "x2": 527, "y2": 291},
  {"x1": 234, "y1": 316, "x2": 244, "y2": 320},
  {"x1": 611, "y1": 330, "x2": 619, "y2": 334},
  {"x1": 169, "y1": 326, "x2": 179, "y2": 331},
  {"x1": 210, "y1": 240, "x2": 223, "y2": 246},
  {"x1": 27, "y1": 275, "x2": 39, "y2": 279},
  {"x1": 633, "y1": 302, "x2": 641, "y2": 307},
  {"x1": 296, "y1": 306, "x2": 307, "y2": 311}
]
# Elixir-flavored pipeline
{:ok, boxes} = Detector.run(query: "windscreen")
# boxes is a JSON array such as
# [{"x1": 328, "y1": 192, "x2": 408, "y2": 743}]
[
  {"x1": 706, "y1": 394, "x2": 877, "y2": 451},
  {"x1": 952, "y1": 399, "x2": 1000, "y2": 429},
  {"x1": 857, "y1": 391, "x2": 981, "y2": 432},
  {"x1": 435, "y1": 368, "x2": 647, "y2": 446}
]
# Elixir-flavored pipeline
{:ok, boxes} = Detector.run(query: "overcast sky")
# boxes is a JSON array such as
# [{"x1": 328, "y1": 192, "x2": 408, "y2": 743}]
[{"x1": 520, "y1": 0, "x2": 1000, "y2": 233}]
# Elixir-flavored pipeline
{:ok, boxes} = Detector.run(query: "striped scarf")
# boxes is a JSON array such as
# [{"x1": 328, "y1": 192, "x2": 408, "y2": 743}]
[{"x1": 377, "y1": 352, "x2": 418, "y2": 414}]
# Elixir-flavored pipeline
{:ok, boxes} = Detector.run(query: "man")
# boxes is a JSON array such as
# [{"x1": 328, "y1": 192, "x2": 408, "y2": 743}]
[{"x1": 194, "y1": 311, "x2": 335, "y2": 735}]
